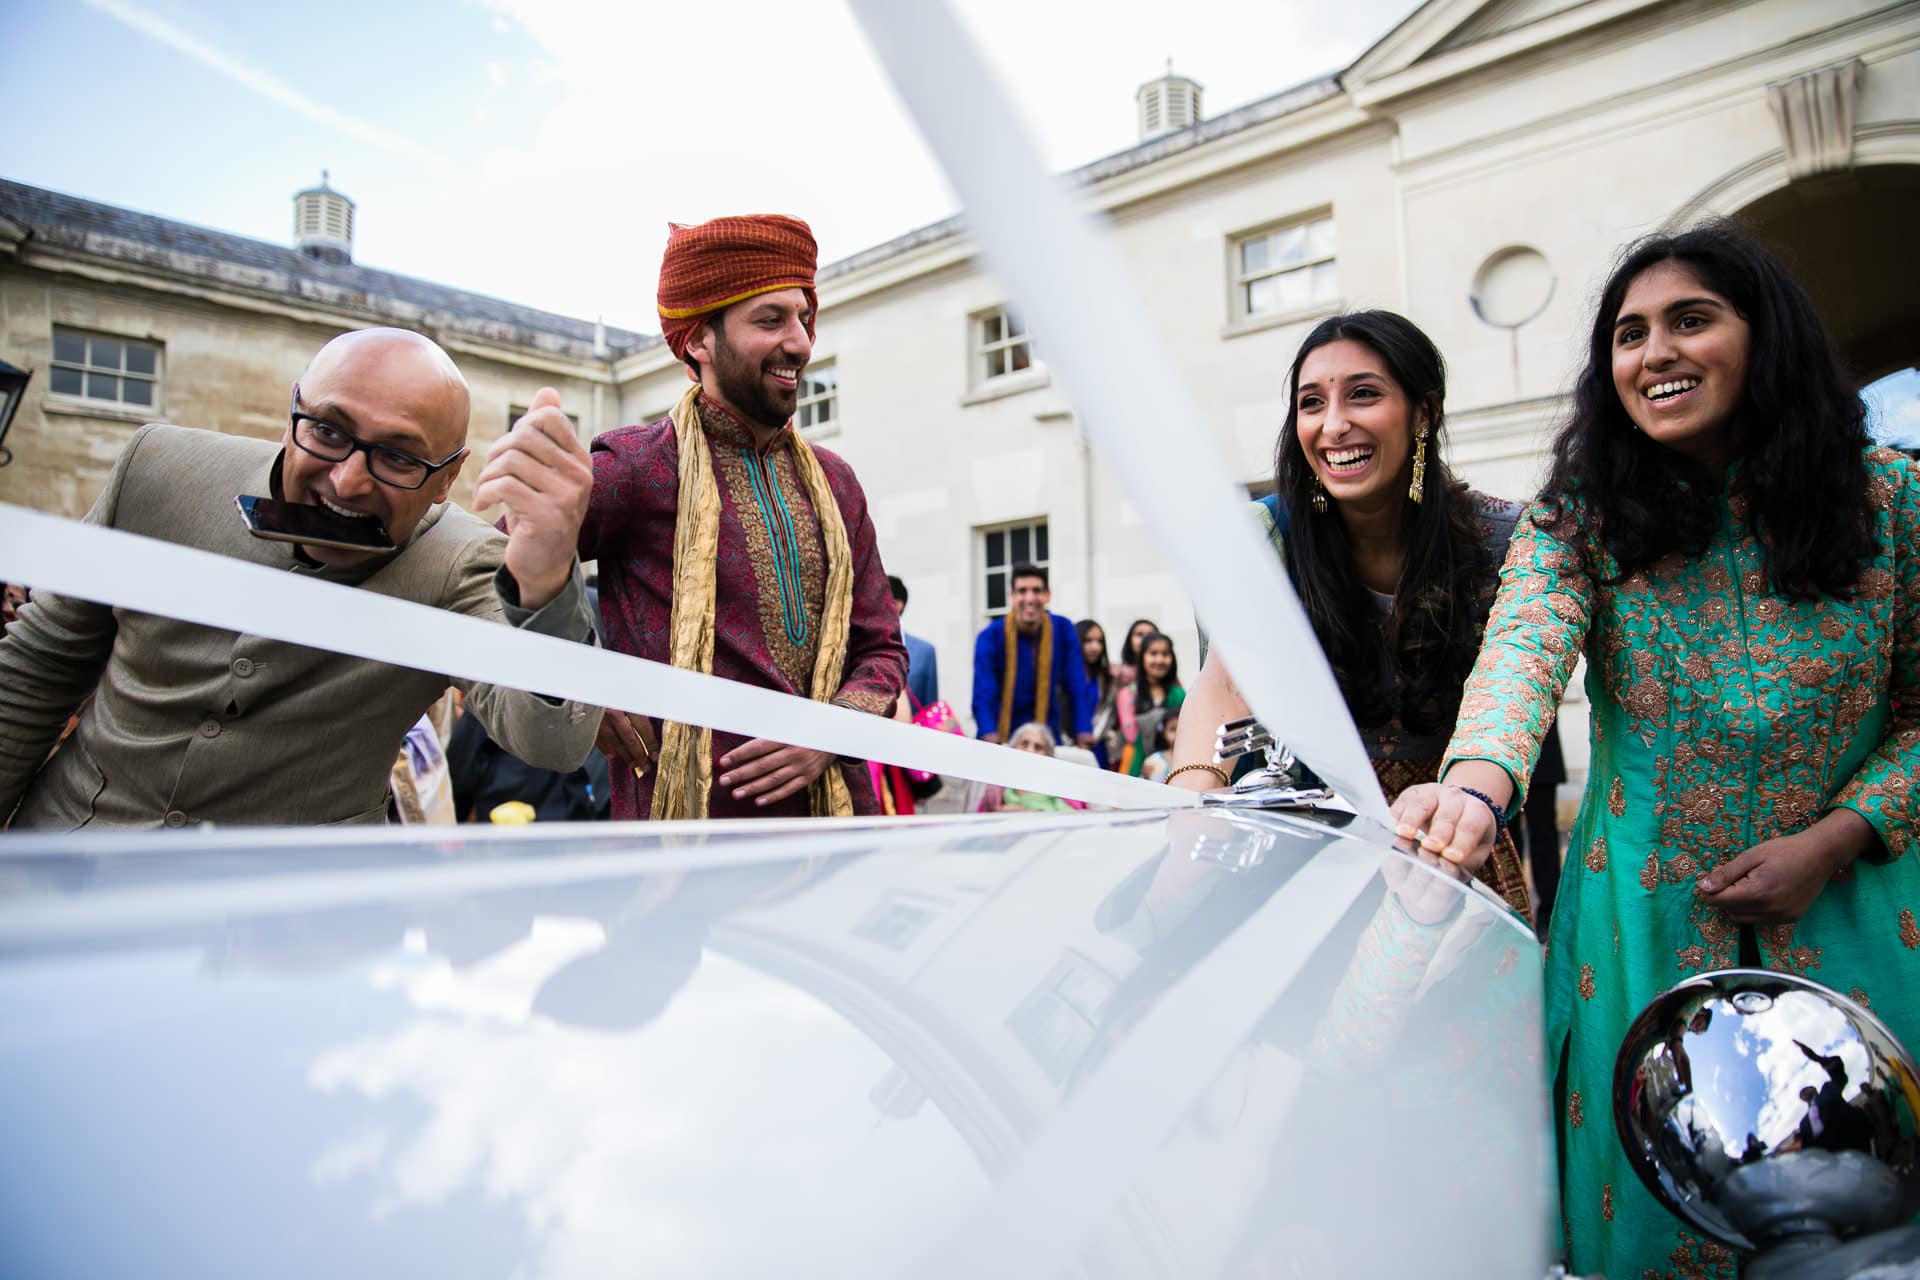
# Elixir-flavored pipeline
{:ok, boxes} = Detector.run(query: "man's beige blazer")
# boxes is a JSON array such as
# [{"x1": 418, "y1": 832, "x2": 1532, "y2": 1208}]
[{"x1": 0, "y1": 423, "x2": 599, "y2": 829}]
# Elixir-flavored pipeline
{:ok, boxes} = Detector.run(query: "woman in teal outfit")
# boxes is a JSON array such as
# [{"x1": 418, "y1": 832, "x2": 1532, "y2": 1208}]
[{"x1": 1394, "y1": 223, "x2": 1920, "y2": 1278}]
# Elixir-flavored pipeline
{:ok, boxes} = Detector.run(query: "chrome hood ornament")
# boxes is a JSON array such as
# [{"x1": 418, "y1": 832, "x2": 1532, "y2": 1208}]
[
  {"x1": 1613, "y1": 969, "x2": 1920, "y2": 1280},
  {"x1": 1201, "y1": 716, "x2": 1353, "y2": 817}
]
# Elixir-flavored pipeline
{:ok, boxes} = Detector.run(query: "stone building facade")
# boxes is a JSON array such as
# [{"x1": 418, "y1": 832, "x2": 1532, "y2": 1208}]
[{"x1": 0, "y1": 179, "x2": 652, "y2": 520}]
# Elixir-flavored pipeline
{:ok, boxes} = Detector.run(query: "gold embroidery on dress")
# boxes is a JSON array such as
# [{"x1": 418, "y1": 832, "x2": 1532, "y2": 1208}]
[
  {"x1": 1760, "y1": 923, "x2": 1821, "y2": 974},
  {"x1": 1788, "y1": 655, "x2": 1836, "y2": 686},
  {"x1": 1655, "y1": 1230, "x2": 1737, "y2": 1279},
  {"x1": 1601, "y1": 1183, "x2": 1614, "y2": 1223},
  {"x1": 1684, "y1": 902, "x2": 1737, "y2": 970},
  {"x1": 1568, "y1": 1090, "x2": 1584, "y2": 1129},
  {"x1": 1850, "y1": 986, "x2": 1872, "y2": 1009},
  {"x1": 1585, "y1": 837, "x2": 1608, "y2": 873},
  {"x1": 1640, "y1": 853, "x2": 1660, "y2": 893},
  {"x1": 1901, "y1": 908, "x2": 1920, "y2": 951},
  {"x1": 1773, "y1": 785, "x2": 1819, "y2": 829},
  {"x1": 1579, "y1": 963, "x2": 1596, "y2": 1000},
  {"x1": 1676, "y1": 785, "x2": 1720, "y2": 825},
  {"x1": 1607, "y1": 776, "x2": 1625, "y2": 817}
]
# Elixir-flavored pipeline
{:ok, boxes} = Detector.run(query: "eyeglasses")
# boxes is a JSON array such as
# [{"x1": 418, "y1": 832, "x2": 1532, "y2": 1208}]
[{"x1": 288, "y1": 385, "x2": 467, "y2": 491}]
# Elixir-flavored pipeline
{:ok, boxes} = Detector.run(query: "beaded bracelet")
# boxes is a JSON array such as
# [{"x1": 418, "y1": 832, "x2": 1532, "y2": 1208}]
[
  {"x1": 1166, "y1": 762, "x2": 1230, "y2": 788},
  {"x1": 1456, "y1": 786, "x2": 1509, "y2": 842}
]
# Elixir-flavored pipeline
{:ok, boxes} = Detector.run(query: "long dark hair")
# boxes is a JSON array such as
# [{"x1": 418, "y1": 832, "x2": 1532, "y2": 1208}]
[
  {"x1": 1540, "y1": 220, "x2": 1874, "y2": 598},
  {"x1": 1076, "y1": 618, "x2": 1112, "y2": 698},
  {"x1": 1130, "y1": 632, "x2": 1181, "y2": 707},
  {"x1": 1118, "y1": 617, "x2": 1158, "y2": 668},
  {"x1": 1273, "y1": 310, "x2": 1490, "y2": 734}
]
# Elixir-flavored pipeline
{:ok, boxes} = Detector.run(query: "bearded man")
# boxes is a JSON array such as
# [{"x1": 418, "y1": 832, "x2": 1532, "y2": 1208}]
[
  {"x1": 970, "y1": 563, "x2": 1096, "y2": 747},
  {"x1": 581, "y1": 215, "x2": 907, "y2": 819}
]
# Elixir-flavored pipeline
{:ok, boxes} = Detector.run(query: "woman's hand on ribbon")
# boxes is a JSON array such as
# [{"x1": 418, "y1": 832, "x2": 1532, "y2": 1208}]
[{"x1": 1391, "y1": 767, "x2": 1511, "y2": 873}]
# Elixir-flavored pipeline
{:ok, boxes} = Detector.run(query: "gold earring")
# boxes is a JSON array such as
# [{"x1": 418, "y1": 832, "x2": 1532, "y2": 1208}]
[
  {"x1": 1310, "y1": 473, "x2": 1328, "y2": 515},
  {"x1": 1409, "y1": 429, "x2": 1428, "y2": 505}
]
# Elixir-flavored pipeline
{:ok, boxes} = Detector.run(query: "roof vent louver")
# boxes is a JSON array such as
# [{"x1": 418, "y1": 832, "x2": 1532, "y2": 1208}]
[
  {"x1": 1137, "y1": 60, "x2": 1202, "y2": 142},
  {"x1": 293, "y1": 170, "x2": 355, "y2": 265}
]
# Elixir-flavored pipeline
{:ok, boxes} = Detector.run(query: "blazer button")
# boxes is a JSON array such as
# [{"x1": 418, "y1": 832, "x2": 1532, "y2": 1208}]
[
  {"x1": 232, "y1": 658, "x2": 255, "y2": 678},
  {"x1": 200, "y1": 719, "x2": 222, "y2": 739},
  {"x1": 164, "y1": 810, "x2": 188, "y2": 828}
]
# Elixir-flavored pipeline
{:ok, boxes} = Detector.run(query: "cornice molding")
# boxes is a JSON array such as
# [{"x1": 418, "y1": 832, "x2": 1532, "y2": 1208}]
[
  {"x1": 0, "y1": 213, "x2": 28, "y2": 257},
  {"x1": 1349, "y1": 0, "x2": 1674, "y2": 107}
]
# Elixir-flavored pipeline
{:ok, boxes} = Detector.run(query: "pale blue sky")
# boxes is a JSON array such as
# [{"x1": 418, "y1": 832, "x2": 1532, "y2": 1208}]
[
  {"x1": 1866, "y1": 367, "x2": 1920, "y2": 449},
  {"x1": 1, "y1": 0, "x2": 1417, "y2": 333}
]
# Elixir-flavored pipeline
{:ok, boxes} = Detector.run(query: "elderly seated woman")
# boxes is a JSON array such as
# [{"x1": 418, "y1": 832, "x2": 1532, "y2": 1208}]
[{"x1": 973, "y1": 722, "x2": 1088, "y2": 814}]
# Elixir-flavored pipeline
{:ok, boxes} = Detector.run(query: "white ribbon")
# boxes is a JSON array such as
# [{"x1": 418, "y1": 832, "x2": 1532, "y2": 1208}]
[
  {"x1": 0, "y1": 504, "x2": 1186, "y2": 812},
  {"x1": 847, "y1": 0, "x2": 1388, "y2": 825}
]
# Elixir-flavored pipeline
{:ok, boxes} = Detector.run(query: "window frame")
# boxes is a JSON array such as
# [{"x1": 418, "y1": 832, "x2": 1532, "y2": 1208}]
[
  {"x1": 797, "y1": 359, "x2": 839, "y2": 437},
  {"x1": 506, "y1": 403, "x2": 580, "y2": 434},
  {"x1": 969, "y1": 305, "x2": 1036, "y2": 388},
  {"x1": 1227, "y1": 212, "x2": 1339, "y2": 326},
  {"x1": 977, "y1": 516, "x2": 1051, "y2": 620},
  {"x1": 48, "y1": 326, "x2": 163, "y2": 413}
]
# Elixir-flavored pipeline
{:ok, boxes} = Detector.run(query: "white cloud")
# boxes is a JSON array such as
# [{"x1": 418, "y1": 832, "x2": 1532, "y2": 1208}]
[
  {"x1": 436, "y1": 0, "x2": 1413, "y2": 330},
  {"x1": 1865, "y1": 368, "x2": 1920, "y2": 448},
  {"x1": 78, "y1": 0, "x2": 450, "y2": 168}
]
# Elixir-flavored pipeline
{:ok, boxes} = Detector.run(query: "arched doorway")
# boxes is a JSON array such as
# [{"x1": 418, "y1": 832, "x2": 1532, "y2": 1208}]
[{"x1": 1736, "y1": 164, "x2": 1920, "y2": 389}]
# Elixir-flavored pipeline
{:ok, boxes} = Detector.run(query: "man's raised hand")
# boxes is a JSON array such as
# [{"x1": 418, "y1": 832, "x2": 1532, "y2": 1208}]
[{"x1": 474, "y1": 387, "x2": 593, "y2": 609}]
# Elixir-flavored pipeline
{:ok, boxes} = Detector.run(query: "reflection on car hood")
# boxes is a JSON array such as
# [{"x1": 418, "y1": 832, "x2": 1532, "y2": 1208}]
[{"x1": 0, "y1": 808, "x2": 1552, "y2": 1278}]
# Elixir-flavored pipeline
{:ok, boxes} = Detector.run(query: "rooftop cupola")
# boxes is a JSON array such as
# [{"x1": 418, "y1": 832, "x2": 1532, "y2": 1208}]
[
  {"x1": 1137, "y1": 60, "x2": 1202, "y2": 142},
  {"x1": 293, "y1": 171, "x2": 355, "y2": 265}
]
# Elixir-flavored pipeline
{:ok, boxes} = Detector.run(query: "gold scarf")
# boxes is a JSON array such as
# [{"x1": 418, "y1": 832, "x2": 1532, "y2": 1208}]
[
  {"x1": 650, "y1": 385, "x2": 856, "y2": 820},
  {"x1": 997, "y1": 613, "x2": 1052, "y2": 742}
]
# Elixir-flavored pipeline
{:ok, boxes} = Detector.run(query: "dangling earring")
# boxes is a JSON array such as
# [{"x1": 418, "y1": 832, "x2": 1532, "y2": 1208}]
[
  {"x1": 1408, "y1": 427, "x2": 1429, "y2": 505},
  {"x1": 1310, "y1": 473, "x2": 1329, "y2": 515}
]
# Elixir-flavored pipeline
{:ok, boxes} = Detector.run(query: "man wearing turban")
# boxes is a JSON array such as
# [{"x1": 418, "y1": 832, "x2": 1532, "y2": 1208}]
[{"x1": 579, "y1": 214, "x2": 908, "y2": 820}]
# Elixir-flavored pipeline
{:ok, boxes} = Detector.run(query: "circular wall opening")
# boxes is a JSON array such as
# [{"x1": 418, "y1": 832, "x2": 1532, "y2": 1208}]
[{"x1": 1470, "y1": 246, "x2": 1555, "y2": 329}]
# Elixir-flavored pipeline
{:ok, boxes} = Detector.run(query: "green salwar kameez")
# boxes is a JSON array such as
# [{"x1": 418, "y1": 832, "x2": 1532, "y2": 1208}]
[{"x1": 1444, "y1": 448, "x2": 1920, "y2": 1279}]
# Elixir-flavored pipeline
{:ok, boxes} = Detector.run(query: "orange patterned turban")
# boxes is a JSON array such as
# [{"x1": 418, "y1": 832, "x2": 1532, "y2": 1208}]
[{"x1": 657, "y1": 214, "x2": 818, "y2": 364}]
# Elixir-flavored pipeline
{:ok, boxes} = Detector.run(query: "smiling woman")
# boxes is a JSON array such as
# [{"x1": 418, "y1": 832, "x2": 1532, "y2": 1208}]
[
  {"x1": 1398, "y1": 220, "x2": 1920, "y2": 1280},
  {"x1": 1163, "y1": 309, "x2": 1532, "y2": 915}
]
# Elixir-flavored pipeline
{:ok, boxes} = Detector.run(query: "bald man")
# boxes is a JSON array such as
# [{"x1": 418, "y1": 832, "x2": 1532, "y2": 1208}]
[{"x1": 0, "y1": 328, "x2": 600, "y2": 829}]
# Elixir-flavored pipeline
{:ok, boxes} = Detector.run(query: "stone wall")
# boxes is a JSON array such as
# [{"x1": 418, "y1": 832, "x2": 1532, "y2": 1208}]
[{"x1": 0, "y1": 261, "x2": 609, "y2": 521}]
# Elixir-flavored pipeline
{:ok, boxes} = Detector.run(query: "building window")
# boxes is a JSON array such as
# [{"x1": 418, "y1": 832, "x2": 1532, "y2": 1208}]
[
  {"x1": 507, "y1": 404, "x2": 580, "y2": 432},
  {"x1": 980, "y1": 518, "x2": 1049, "y2": 617},
  {"x1": 50, "y1": 328, "x2": 161, "y2": 409},
  {"x1": 1007, "y1": 951, "x2": 1118, "y2": 1085},
  {"x1": 1231, "y1": 214, "x2": 1337, "y2": 321},
  {"x1": 853, "y1": 895, "x2": 941, "y2": 950},
  {"x1": 972, "y1": 306, "x2": 1034, "y2": 385},
  {"x1": 798, "y1": 361, "x2": 838, "y2": 431}
]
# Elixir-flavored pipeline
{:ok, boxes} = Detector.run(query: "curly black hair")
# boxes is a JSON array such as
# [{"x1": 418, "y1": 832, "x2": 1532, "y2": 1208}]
[
  {"x1": 1272, "y1": 310, "x2": 1493, "y2": 734},
  {"x1": 1538, "y1": 219, "x2": 1875, "y2": 598}
]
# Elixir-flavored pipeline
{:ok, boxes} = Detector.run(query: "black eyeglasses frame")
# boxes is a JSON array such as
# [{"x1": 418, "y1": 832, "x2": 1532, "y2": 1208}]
[{"x1": 288, "y1": 384, "x2": 467, "y2": 491}]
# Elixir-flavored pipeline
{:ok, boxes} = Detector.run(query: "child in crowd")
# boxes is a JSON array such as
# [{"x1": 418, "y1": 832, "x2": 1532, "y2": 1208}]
[{"x1": 1140, "y1": 706, "x2": 1180, "y2": 782}]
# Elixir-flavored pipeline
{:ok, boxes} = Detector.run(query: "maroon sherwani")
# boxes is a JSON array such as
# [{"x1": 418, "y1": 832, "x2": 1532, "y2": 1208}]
[{"x1": 581, "y1": 396, "x2": 907, "y2": 818}]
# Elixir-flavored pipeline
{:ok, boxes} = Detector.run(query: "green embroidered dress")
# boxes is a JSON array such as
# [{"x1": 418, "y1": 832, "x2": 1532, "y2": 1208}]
[{"x1": 1444, "y1": 448, "x2": 1920, "y2": 1279}]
